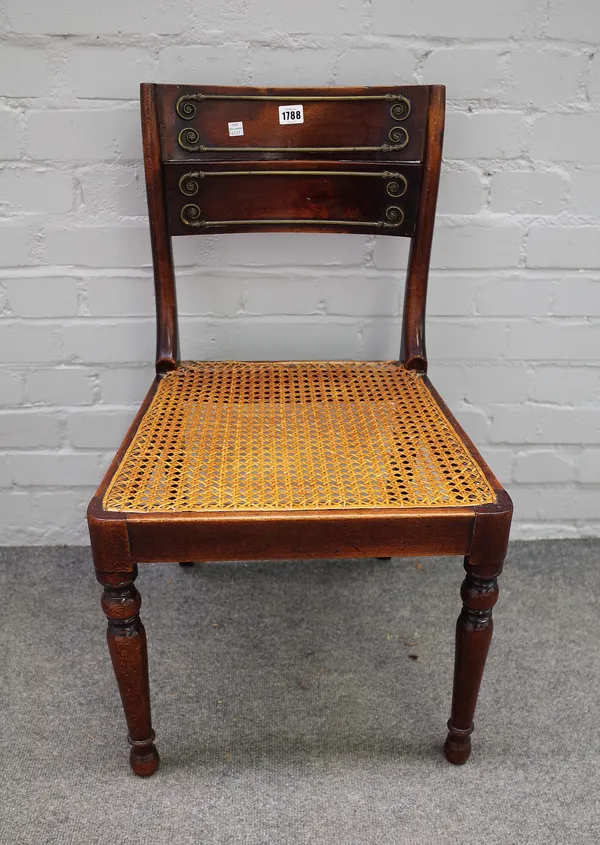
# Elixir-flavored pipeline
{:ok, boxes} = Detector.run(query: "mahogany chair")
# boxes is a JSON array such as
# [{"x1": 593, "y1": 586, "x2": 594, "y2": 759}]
[{"x1": 87, "y1": 83, "x2": 512, "y2": 776}]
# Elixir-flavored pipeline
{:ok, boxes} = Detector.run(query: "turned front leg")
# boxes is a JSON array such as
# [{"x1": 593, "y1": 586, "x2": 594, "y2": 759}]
[
  {"x1": 444, "y1": 568, "x2": 500, "y2": 765},
  {"x1": 98, "y1": 567, "x2": 159, "y2": 777}
]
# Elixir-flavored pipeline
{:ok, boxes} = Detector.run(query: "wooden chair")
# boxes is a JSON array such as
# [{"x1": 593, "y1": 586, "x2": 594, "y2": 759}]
[{"x1": 87, "y1": 83, "x2": 512, "y2": 777}]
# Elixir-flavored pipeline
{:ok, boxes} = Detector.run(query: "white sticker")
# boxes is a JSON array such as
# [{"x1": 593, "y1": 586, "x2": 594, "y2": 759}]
[
  {"x1": 228, "y1": 121, "x2": 244, "y2": 137},
  {"x1": 279, "y1": 104, "x2": 304, "y2": 125}
]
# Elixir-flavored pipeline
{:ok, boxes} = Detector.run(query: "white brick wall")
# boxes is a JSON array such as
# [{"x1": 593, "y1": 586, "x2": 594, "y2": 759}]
[{"x1": 1, "y1": 0, "x2": 599, "y2": 544}]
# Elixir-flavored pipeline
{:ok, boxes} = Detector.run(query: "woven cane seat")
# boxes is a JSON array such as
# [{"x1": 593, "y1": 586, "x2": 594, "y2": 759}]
[{"x1": 103, "y1": 361, "x2": 496, "y2": 514}]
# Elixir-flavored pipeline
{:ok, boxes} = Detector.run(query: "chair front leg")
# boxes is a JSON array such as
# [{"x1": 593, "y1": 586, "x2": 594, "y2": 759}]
[
  {"x1": 97, "y1": 566, "x2": 159, "y2": 777},
  {"x1": 444, "y1": 492, "x2": 512, "y2": 764},
  {"x1": 444, "y1": 565, "x2": 500, "y2": 764}
]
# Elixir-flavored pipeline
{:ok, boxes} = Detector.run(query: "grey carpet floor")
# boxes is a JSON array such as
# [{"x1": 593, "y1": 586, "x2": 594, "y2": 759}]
[{"x1": 1, "y1": 540, "x2": 599, "y2": 844}]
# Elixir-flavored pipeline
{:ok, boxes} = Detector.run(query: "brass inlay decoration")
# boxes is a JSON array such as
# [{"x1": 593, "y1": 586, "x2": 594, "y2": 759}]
[
  {"x1": 177, "y1": 126, "x2": 410, "y2": 154},
  {"x1": 179, "y1": 203, "x2": 405, "y2": 229},
  {"x1": 383, "y1": 206, "x2": 403, "y2": 225},
  {"x1": 388, "y1": 126, "x2": 408, "y2": 147},
  {"x1": 178, "y1": 169, "x2": 408, "y2": 198},
  {"x1": 390, "y1": 98, "x2": 411, "y2": 121},
  {"x1": 103, "y1": 360, "x2": 497, "y2": 513},
  {"x1": 176, "y1": 92, "x2": 412, "y2": 121},
  {"x1": 175, "y1": 91, "x2": 411, "y2": 153}
]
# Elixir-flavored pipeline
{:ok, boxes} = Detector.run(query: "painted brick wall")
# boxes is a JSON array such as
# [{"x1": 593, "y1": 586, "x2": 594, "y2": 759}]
[{"x1": 1, "y1": 0, "x2": 599, "y2": 544}]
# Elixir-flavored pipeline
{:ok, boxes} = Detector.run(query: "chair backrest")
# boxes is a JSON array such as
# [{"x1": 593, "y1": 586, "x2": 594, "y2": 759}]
[{"x1": 140, "y1": 83, "x2": 445, "y2": 374}]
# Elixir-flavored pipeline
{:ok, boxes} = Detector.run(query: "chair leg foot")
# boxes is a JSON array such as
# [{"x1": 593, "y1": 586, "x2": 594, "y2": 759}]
[
  {"x1": 443, "y1": 723, "x2": 473, "y2": 765},
  {"x1": 179, "y1": 561, "x2": 194, "y2": 567},
  {"x1": 129, "y1": 734, "x2": 160, "y2": 777}
]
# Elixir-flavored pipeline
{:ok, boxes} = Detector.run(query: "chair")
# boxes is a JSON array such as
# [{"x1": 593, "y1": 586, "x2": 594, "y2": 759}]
[{"x1": 87, "y1": 82, "x2": 512, "y2": 777}]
